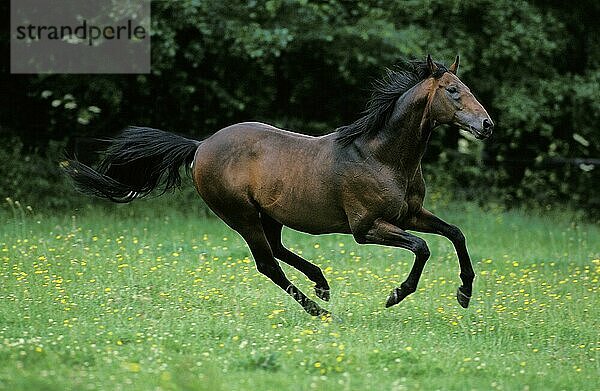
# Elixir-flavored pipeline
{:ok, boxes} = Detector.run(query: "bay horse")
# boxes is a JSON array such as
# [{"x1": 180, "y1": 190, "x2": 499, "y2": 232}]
[{"x1": 64, "y1": 55, "x2": 493, "y2": 316}]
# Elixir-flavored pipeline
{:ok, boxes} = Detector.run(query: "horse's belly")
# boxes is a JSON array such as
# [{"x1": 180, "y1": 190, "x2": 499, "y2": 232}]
[
  {"x1": 272, "y1": 211, "x2": 351, "y2": 235},
  {"x1": 259, "y1": 192, "x2": 351, "y2": 235}
]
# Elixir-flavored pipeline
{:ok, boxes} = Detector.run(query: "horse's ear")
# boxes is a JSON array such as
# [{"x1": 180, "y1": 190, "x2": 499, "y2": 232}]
[
  {"x1": 426, "y1": 54, "x2": 438, "y2": 75},
  {"x1": 449, "y1": 55, "x2": 460, "y2": 75}
]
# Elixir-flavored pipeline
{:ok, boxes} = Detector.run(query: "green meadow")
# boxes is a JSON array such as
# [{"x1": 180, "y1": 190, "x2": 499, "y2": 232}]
[{"x1": 1, "y1": 199, "x2": 598, "y2": 390}]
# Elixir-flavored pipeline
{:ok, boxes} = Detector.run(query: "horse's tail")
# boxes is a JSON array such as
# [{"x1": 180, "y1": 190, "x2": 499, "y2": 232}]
[{"x1": 62, "y1": 127, "x2": 201, "y2": 203}]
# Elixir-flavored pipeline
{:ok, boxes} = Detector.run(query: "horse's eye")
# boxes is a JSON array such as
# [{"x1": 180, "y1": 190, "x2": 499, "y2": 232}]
[{"x1": 447, "y1": 86, "x2": 458, "y2": 94}]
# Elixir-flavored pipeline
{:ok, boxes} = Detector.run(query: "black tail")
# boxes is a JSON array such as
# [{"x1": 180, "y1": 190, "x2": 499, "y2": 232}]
[{"x1": 62, "y1": 127, "x2": 201, "y2": 203}]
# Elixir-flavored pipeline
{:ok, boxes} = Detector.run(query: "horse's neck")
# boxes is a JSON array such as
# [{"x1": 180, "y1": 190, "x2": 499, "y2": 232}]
[{"x1": 367, "y1": 83, "x2": 433, "y2": 175}]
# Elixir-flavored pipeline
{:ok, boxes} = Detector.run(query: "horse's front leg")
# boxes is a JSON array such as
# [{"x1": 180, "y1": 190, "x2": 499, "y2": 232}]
[
  {"x1": 404, "y1": 208, "x2": 474, "y2": 308},
  {"x1": 355, "y1": 218, "x2": 431, "y2": 308}
]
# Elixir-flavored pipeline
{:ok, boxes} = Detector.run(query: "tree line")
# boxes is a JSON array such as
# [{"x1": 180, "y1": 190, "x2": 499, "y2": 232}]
[{"x1": 1, "y1": 1, "x2": 598, "y2": 216}]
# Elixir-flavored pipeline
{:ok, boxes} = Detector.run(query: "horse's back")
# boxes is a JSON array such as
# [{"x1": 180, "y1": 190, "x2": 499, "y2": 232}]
[
  {"x1": 194, "y1": 121, "x2": 324, "y2": 172},
  {"x1": 211, "y1": 121, "x2": 319, "y2": 144}
]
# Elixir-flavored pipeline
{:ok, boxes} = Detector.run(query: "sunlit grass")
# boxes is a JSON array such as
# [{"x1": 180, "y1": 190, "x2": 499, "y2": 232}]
[{"x1": 0, "y1": 200, "x2": 598, "y2": 390}]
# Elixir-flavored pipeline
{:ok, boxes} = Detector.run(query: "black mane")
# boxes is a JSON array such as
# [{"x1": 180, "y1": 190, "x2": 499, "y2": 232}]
[{"x1": 335, "y1": 59, "x2": 448, "y2": 146}]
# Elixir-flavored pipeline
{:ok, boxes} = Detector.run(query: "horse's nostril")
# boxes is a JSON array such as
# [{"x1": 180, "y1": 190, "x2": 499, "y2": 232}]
[{"x1": 482, "y1": 118, "x2": 494, "y2": 132}]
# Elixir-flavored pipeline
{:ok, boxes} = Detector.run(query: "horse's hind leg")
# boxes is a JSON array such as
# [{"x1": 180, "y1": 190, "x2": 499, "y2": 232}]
[
  {"x1": 219, "y1": 209, "x2": 329, "y2": 316},
  {"x1": 241, "y1": 222, "x2": 329, "y2": 316},
  {"x1": 261, "y1": 214, "x2": 331, "y2": 301}
]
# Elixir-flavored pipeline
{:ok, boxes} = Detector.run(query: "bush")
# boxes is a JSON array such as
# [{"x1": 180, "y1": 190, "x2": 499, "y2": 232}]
[
  {"x1": 1, "y1": 138, "x2": 80, "y2": 212},
  {"x1": 0, "y1": 137, "x2": 212, "y2": 218}
]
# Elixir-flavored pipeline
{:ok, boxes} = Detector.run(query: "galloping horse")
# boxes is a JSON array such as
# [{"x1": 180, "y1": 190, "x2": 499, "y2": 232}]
[{"x1": 64, "y1": 55, "x2": 494, "y2": 316}]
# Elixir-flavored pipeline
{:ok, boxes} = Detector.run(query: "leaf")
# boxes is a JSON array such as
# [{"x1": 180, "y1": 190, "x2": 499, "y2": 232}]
[{"x1": 572, "y1": 133, "x2": 590, "y2": 147}]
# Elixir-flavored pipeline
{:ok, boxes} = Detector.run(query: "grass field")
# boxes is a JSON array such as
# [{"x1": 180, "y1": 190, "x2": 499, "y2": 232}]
[{"x1": 1, "y1": 199, "x2": 598, "y2": 390}]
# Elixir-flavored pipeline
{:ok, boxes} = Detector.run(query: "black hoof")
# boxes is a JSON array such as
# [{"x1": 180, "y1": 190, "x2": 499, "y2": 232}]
[
  {"x1": 456, "y1": 287, "x2": 471, "y2": 308},
  {"x1": 308, "y1": 307, "x2": 330, "y2": 317},
  {"x1": 385, "y1": 287, "x2": 402, "y2": 308},
  {"x1": 385, "y1": 285, "x2": 415, "y2": 308},
  {"x1": 315, "y1": 287, "x2": 330, "y2": 301}
]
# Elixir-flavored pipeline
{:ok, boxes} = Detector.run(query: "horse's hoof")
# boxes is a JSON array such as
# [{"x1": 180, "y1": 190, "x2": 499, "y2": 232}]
[
  {"x1": 385, "y1": 284, "x2": 415, "y2": 308},
  {"x1": 456, "y1": 287, "x2": 472, "y2": 308},
  {"x1": 304, "y1": 300, "x2": 329, "y2": 317},
  {"x1": 309, "y1": 307, "x2": 330, "y2": 318},
  {"x1": 385, "y1": 288, "x2": 401, "y2": 308},
  {"x1": 315, "y1": 287, "x2": 330, "y2": 301}
]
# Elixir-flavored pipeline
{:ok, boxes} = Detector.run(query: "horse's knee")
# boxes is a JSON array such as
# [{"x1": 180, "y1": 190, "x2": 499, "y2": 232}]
[{"x1": 414, "y1": 238, "x2": 430, "y2": 260}]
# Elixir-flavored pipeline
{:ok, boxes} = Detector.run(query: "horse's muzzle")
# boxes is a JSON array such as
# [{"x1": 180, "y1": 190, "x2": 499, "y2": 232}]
[{"x1": 466, "y1": 118, "x2": 494, "y2": 139}]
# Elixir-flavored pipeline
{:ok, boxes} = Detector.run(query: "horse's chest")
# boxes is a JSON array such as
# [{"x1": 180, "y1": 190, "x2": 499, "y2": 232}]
[
  {"x1": 382, "y1": 187, "x2": 422, "y2": 220},
  {"x1": 383, "y1": 175, "x2": 425, "y2": 219},
  {"x1": 341, "y1": 161, "x2": 424, "y2": 221}
]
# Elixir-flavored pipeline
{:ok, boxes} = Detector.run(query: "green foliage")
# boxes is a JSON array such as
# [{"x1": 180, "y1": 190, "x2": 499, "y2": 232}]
[
  {"x1": 0, "y1": 138, "x2": 78, "y2": 210},
  {"x1": 0, "y1": 138, "x2": 212, "y2": 216},
  {"x1": 1, "y1": 0, "x2": 599, "y2": 215}
]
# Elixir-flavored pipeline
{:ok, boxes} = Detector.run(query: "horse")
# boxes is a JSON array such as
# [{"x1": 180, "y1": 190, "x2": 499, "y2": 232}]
[{"x1": 63, "y1": 55, "x2": 494, "y2": 317}]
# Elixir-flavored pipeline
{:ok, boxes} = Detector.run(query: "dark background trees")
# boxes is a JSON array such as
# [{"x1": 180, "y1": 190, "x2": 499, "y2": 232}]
[{"x1": 1, "y1": 0, "x2": 598, "y2": 216}]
